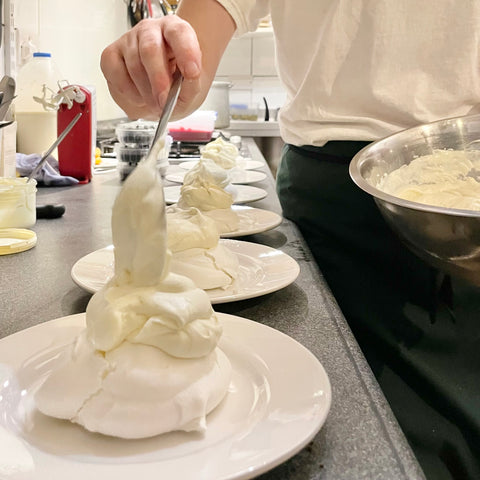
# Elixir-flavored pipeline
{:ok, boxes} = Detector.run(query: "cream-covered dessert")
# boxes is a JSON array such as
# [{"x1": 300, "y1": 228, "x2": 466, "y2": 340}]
[
  {"x1": 377, "y1": 150, "x2": 480, "y2": 211},
  {"x1": 201, "y1": 137, "x2": 239, "y2": 169},
  {"x1": 36, "y1": 154, "x2": 232, "y2": 439},
  {"x1": 177, "y1": 158, "x2": 240, "y2": 233},
  {"x1": 167, "y1": 205, "x2": 239, "y2": 290}
]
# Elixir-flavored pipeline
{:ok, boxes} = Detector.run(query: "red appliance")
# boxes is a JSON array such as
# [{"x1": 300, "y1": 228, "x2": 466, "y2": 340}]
[{"x1": 57, "y1": 85, "x2": 95, "y2": 183}]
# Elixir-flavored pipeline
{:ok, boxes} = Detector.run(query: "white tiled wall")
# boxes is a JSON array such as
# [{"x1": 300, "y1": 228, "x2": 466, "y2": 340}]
[{"x1": 216, "y1": 29, "x2": 286, "y2": 115}]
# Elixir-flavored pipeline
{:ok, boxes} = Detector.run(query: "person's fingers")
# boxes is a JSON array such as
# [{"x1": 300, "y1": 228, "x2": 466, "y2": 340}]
[
  {"x1": 140, "y1": 16, "x2": 202, "y2": 111},
  {"x1": 100, "y1": 43, "x2": 143, "y2": 107},
  {"x1": 162, "y1": 16, "x2": 202, "y2": 81},
  {"x1": 132, "y1": 19, "x2": 171, "y2": 111},
  {"x1": 101, "y1": 16, "x2": 204, "y2": 119}
]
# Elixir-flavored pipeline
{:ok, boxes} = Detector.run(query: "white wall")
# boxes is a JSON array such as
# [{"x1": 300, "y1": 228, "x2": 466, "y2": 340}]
[
  {"x1": 8, "y1": 3, "x2": 285, "y2": 122},
  {"x1": 13, "y1": 0, "x2": 129, "y2": 120},
  {"x1": 215, "y1": 28, "x2": 286, "y2": 116}
]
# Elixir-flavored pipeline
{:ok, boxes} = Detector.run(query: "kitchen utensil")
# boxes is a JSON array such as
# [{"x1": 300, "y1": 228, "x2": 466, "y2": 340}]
[
  {"x1": 0, "y1": 75, "x2": 15, "y2": 120},
  {"x1": 145, "y1": 69, "x2": 183, "y2": 163},
  {"x1": 0, "y1": 95, "x2": 16, "y2": 114},
  {"x1": 0, "y1": 120, "x2": 14, "y2": 129},
  {"x1": 28, "y1": 112, "x2": 82, "y2": 182},
  {"x1": 349, "y1": 113, "x2": 480, "y2": 286},
  {"x1": 263, "y1": 97, "x2": 270, "y2": 121},
  {"x1": 36, "y1": 204, "x2": 66, "y2": 219}
]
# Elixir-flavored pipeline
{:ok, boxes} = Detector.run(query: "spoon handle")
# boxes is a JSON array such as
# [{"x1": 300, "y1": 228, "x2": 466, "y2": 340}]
[{"x1": 146, "y1": 69, "x2": 183, "y2": 164}]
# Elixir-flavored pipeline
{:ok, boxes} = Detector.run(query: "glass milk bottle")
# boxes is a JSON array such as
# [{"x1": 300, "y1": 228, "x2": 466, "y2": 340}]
[{"x1": 15, "y1": 52, "x2": 63, "y2": 155}]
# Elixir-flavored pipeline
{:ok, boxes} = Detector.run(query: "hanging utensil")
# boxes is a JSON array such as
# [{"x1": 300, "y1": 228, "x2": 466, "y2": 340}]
[
  {"x1": 27, "y1": 112, "x2": 82, "y2": 182},
  {"x1": 0, "y1": 75, "x2": 15, "y2": 121},
  {"x1": 0, "y1": 120, "x2": 14, "y2": 129}
]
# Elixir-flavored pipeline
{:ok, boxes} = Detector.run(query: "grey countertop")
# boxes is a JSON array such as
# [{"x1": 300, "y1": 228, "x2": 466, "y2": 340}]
[{"x1": 0, "y1": 138, "x2": 425, "y2": 479}]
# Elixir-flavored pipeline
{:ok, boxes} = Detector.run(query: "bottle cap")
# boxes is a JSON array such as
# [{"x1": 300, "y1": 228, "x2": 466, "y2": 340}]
[
  {"x1": 0, "y1": 228, "x2": 37, "y2": 255},
  {"x1": 33, "y1": 52, "x2": 51, "y2": 58}
]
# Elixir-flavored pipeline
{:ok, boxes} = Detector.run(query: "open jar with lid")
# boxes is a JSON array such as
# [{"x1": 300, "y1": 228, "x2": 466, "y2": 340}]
[{"x1": 0, "y1": 177, "x2": 37, "y2": 228}]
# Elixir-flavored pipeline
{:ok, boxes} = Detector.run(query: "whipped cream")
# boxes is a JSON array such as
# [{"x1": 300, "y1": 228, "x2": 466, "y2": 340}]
[
  {"x1": 178, "y1": 158, "x2": 235, "y2": 210},
  {"x1": 377, "y1": 150, "x2": 480, "y2": 211},
  {"x1": 36, "y1": 153, "x2": 232, "y2": 438},
  {"x1": 201, "y1": 137, "x2": 239, "y2": 169},
  {"x1": 167, "y1": 206, "x2": 239, "y2": 290},
  {"x1": 177, "y1": 158, "x2": 240, "y2": 233}
]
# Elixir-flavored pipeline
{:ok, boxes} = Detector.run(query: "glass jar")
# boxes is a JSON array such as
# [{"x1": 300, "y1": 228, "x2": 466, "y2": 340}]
[{"x1": 0, "y1": 177, "x2": 37, "y2": 228}]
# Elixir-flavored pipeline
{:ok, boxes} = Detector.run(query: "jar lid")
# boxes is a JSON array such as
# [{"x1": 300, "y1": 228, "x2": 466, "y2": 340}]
[{"x1": 0, "y1": 228, "x2": 37, "y2": 255}]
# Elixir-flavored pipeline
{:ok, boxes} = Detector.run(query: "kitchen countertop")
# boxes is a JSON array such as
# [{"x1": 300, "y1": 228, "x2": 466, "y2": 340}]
[
  {"x1": 0, "y1": 138, "x2": 425, "y2": 479},
  {"x1": 224, "y1": 120, "x2": 281, "y2": 137}
]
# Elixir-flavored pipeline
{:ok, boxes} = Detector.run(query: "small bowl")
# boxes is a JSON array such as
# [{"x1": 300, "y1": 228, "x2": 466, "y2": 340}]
[
  {"x1": 116, "y1": 120, "x2": 158, "y2": 147},
  {"x1": 115, "y1": 136, "x2": 172, "y2": 181},
  {"x1": 350, "y1": 114, "x2": 480, "y2": 286}
]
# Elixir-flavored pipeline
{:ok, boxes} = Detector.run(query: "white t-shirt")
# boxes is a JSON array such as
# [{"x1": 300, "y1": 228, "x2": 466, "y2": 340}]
[{"x1": 217, "y1": 0, "x2": 480, "y2": 146}]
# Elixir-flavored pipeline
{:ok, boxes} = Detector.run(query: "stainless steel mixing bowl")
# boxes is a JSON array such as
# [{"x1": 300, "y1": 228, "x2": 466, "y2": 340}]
[{"x1": 349, "y1": 114, "x2": 480, "y2": 286}]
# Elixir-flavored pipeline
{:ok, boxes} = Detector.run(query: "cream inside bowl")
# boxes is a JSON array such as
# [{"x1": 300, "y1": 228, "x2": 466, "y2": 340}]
[{"x1": 0, "y1": 177, "x2": 37, "y2": 228}]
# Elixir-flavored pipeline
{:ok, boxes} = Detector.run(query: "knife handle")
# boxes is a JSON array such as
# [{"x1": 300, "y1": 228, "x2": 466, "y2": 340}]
[{"x1": 36, "y1": 204, "x2": 66, "y2": 219}]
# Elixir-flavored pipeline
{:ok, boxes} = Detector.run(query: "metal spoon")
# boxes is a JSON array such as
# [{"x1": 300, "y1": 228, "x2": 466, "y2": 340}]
[{"x1": 144, "y1": 69, "x2": 183, "y2": 166}]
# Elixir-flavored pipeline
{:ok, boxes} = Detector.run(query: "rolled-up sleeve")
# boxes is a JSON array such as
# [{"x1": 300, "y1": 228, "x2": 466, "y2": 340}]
[{"x1": 215, "y1": 0, "x2": 271, "y2": 35}]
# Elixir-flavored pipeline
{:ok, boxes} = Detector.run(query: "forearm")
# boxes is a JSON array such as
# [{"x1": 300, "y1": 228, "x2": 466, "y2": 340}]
[{"x1": 177, "y1": 0, "x2": 236, "y2": 112}]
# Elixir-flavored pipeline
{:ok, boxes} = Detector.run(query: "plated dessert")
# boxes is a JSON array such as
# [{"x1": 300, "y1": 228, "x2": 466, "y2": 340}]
[
  {"x1": 71, "y1": 239, "x2": 300, "y2": 304},
  {"x1": 0, "y1": 125, "x2": 331, "y2": 480},
  {"x1": 173, "y1": 158, "x2": 241, "y2": 233},
  {"x1": 36, "y1": 152, "x2": 232, "y2": 438},
  {"x1": 167, "y1": 205, "x2": 239, "y2": 290},
  {"x1": 165, "y1": 168, "x2": 267, "y2": 185}
]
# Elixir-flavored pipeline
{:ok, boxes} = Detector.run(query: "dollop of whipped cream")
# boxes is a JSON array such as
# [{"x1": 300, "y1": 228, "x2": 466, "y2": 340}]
[
  {"x1": 201, "y1": 137, "x2": 239, "y2": 169},
  {"x1": 87, "y1": 157, "x2": 221, "y2": 356},
  {"x1": 166, "y1": 206, "x2": 239, "y2": 290},
  {"x1": 377, "y1": 150, "x2": 480, "y2": 211},
  {"x1": 177, "y1": 158, "x2": 240, "y2": 233},
  {"x1": 167, "y1": 205, "x2": 219, "y2": 251},
  {"x1": 36, "y1": 153, "x2": 232, "y2": 438},
  {"x1": 178, "y1": 158, "x2": 235, "y2": 211}
]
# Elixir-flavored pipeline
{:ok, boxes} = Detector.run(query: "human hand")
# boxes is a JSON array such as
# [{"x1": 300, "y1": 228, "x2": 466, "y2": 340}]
[{"x1": 100, "y1": 15, "x2": 203, "y2": 120}]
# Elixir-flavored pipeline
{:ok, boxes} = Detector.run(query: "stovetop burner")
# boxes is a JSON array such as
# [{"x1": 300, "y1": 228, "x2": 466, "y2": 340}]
[{"x1": 169, "y1": 141, "x2": 206, "y2": 159}]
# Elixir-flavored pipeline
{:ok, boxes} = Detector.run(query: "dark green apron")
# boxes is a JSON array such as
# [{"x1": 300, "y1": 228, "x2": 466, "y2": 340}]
[{"x1": 276, "y1": 142, "x2": 480, "y2": 480}]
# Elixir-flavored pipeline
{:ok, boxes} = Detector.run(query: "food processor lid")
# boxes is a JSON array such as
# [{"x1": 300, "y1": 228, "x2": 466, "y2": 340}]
[{"x1": 0, "y1": 228, "x2": 37, "y2": 255}]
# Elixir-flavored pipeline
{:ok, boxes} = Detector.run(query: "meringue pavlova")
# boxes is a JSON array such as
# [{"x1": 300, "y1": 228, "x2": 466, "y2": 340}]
[
  {"x1": 35, "y1": 152, "x2": 232, "y2": 439},
  {"x1": 177, "y1": 158, "x2": 240, "y2": 233},
  {"x1": 167, "y1": 205, "x2": 239, "y2": 290}
]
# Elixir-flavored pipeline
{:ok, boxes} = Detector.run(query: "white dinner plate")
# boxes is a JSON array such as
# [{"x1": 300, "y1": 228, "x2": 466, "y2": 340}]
[
  {"x1": 178, "y1": 159, "x2": 264, "y2": 171},
  {"x1": 71, "y1": 240, "x2": 300, "y2": 304},
  {"x1": 0, "y1": 313, "x2": 331, "y2": 480},
  {"x1": 164, "y1": 184, "x2": 267, "y2": 205},
  {"x1": 222, "y1": 205, "x2": 283, "y2": 238},
  {"x1": 165, "y1": 168, "x2": 267, "y2": 185}
]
